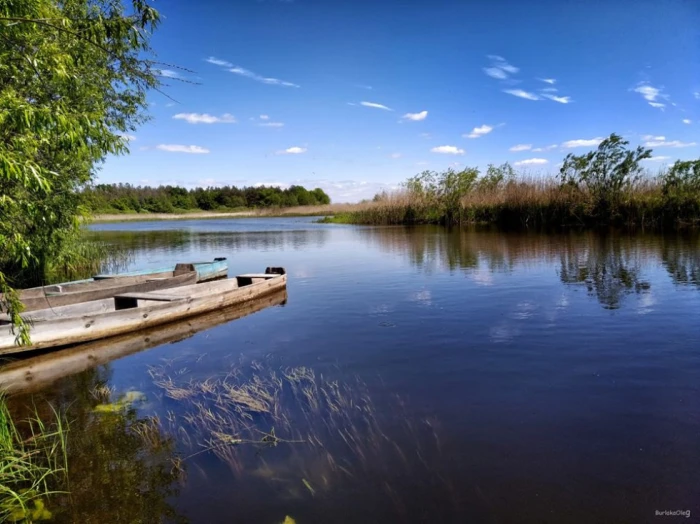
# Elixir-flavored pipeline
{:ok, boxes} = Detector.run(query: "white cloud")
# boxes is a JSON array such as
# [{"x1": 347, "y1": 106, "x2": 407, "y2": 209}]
[
  {"x1": 277, "y1": 146, "x2": 307, "y2": 154},
  {"x1": 259, "y1": 122, "x2": 284, "y2": 128},
  {"x1": 483, "y1": 55, "x2": 519, "y2": 79},
  {"x1": 561, "y1": 137, "x2": 604, "y2": 148},
  {"x1": 260, "y1": 115, "x2": 269, "y2": 120},
  {"x1": 173, "y1": 113, "x2": 236, "y2": 124},
  {"x1": 539, "y1": 78, "x2": 556, "y2": 84},
  {"x1": 633, "y1": 82, "x2": 669, "y2": 109},
  {"x1": 360, "y1": 101, "x2": 393, "y2": 111},
  {"x1": 542, "y1": 94, "x2": 572, "y2": 104},
  {"x1": 634, "y1": 83, "x2": 662, "y2": 101},
  {"x1": 229, "y1": 66, "x2": 299, "y2": 87},
  {"x1": 159, "y1": 69, "x2": 180, "y2": 79},
  {"x1": 643, "y1": 138, "x2": 696, "y2": 147},
  {"x1": 540, "y1": 87, "x2": 558, "y2": 93},
  {"x1": 401, "y1": 110, "x2": 428, "y2": 121},
  {"x1": 532, "y1": 144, "x2": 558, "y2": 152},
  {"x1": 431, "y1": 145, "x2": 465, "y2": 155},
  {"x1": 484, "y1": 67, "x2": 508, "y2": 79},
  {"x1": 683, "y1": 119, "x2": 692, "y2": 124},
  {"x1": 695, "y1": 91, "x2": 700, "y2": 99},
  {"x1": 509, "y1": 144, "x2": 532, "y2": 152},
  {"x1": 156, "y1": 144, "x2": 210, "y2": 154},
  {"x1": 117, "y1": 133, "x2": 136, "y2": 142},
  {"x1": 390, "y1": 153, "x2": 402, "y2": 159},
  {"x1": 464, "y1": 124, "x2": 493, "y2": 138},
  {"x1": 642, "y1": 156, "x2": 671, "y2": 162},
  {"x1": 503, "y1": 89, "x2": 540, "y2": 101},
  {"x1": 206, "y1": 56, "x2": 233, "y2": 67},
  {"x1": 514, "y1": 158, "x2": 548, "y2": 166}
]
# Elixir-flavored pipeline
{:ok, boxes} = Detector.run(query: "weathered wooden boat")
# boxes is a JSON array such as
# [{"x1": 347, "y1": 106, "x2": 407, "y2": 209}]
[
  {"x1": 15, "y1": 258, "x2": 227, "y2": 312},
  {"x1": 17, "y1": 265, "x2": 199, "y2": 312},
  {"x1": 0, "y1": 290, "x2": 288, "y2": 395},
  {"x1": 93, "y1": 257, "x2": 228, "y2": 282},
  {"x1": 0, "y1": 267, "x2": 286, "y2": 355}
]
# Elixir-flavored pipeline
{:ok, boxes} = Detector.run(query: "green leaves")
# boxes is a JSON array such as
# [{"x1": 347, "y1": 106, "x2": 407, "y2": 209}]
[{"x1": 0, "y1": 0, "x2": 160, "y2": 340}]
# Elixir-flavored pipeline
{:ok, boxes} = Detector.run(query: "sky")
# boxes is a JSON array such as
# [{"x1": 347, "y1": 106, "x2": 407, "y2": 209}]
[{"x1": 99, "y1": 0, "x2": 700, "y2": 202}]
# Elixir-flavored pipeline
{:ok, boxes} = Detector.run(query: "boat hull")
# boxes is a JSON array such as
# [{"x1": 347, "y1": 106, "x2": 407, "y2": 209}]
[{"x1": 0, "y1": 270, "x2": 286, "y2": 355}]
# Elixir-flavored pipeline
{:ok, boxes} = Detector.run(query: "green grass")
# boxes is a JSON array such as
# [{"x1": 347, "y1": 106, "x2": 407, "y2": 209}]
[{"x1": 0, "y1": 396, "x2": 68, "y2": 522}]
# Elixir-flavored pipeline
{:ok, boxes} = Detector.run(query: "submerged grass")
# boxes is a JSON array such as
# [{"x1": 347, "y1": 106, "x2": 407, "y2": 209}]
[
  {"x1": 0, "y1": 395, "x2": 68, "y2": 523},
  {"x1": 148, "y1": 357, "x2": 459, "y2": 519}
]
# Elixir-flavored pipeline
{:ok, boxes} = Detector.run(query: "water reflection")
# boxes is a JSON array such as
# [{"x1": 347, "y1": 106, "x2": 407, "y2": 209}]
[
  {"x1": 357, "y1": 226, "x2": 700, "y2": 307},
  {"x1": 10, "y1": 367, "x2": 186, "y2": 523}
]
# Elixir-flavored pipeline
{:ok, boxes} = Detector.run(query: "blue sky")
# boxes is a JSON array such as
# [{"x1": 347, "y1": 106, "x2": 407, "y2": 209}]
[{"x1": 101, "y1": 0, "x2": 700, "y2": 202}]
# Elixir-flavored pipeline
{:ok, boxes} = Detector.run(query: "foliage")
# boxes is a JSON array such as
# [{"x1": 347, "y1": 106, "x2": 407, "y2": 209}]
[
  {"x1": 339, "y1": 134, "x2": 700, "y2": 229},
  {"x1": 0, "y1": 0, "x2": 161, "y2": 339},
  {"x1": 0, "y1": 396, "x2": 68, "y2": 523},
  {"x1": 558, "y1": 133, "x2": 652, "y2": 213},
  {"x1": 83, "y1": 183, "x2": 332, "y2": 213}
]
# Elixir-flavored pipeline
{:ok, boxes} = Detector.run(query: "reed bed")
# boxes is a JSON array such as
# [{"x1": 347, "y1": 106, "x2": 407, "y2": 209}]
[
  {"x1": 0, "y1": 395, "x2": 68, "y2": 522},
  {"x1": 148, "y1": 357, "x2": 460, "y2": 518}
]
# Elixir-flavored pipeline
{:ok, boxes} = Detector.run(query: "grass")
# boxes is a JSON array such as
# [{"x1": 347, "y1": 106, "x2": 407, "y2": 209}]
[
  {"x1": 147, "y1": 357, "x2": 460, "y2": 518},
  {"x1": 327, "y1": 176, "x2": 700, "y2": 230},
  {"x1": 0, "y1": 395, "x2": 68, "y2": 523},
  {"x1": 91, "y1": 202, "x2": 378, "y2": 223}
]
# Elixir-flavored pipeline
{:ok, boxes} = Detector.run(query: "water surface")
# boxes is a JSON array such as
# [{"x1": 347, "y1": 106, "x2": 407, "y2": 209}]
[{"x1": 7, "y1": 218, "x2": 700, "y2": 523}]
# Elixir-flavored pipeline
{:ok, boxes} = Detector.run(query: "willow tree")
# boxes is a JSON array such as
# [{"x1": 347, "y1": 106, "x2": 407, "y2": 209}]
[{"x1": 0, "y1": 0, "x2": 160, "y2": 342}]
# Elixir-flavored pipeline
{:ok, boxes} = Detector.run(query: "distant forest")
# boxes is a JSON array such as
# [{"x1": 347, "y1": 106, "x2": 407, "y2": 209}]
[{"x1": 84, "y1": 184, "x2": 332, "y2": 213}]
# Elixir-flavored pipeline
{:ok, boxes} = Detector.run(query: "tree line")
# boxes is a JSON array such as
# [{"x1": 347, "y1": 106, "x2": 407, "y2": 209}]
[{"x1": 83, "y1": 183, "x2": 332, "y2": 213}]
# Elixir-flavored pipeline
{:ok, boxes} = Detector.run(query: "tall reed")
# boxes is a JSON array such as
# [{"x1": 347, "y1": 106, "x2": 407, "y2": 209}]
[{"x1": 0, "y1": 395, "x2": 68, "y2": 522}]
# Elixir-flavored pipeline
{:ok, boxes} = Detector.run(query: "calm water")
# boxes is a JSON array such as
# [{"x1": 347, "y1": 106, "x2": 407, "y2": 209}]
[{"x1": 6, "y1": 218, "x2": 700, "y2": 523}]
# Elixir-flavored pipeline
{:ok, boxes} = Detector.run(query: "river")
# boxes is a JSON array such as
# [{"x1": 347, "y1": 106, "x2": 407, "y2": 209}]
[{"x1": 6, "y1": 218, "x2": 700, "y2": 523}]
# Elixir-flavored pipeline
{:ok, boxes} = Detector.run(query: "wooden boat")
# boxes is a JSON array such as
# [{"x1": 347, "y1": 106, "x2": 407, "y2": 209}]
[
  {"x1": 0, "y1": 267, "x2": 286, "y2": 355},
  {"x1": 18, "y1": 265, "x2": 200, "y2": 312},
  {"x1": 93, "y1": 257, "x2": 228, "y2": 282},
  {"x1": 0, "y1": 290, "x2": 288, "y2": 395}
]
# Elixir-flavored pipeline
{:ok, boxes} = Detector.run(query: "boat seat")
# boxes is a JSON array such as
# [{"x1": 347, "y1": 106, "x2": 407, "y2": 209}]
[{"x1": 114, "y1": 292, "x2": 186, "y2": 310}]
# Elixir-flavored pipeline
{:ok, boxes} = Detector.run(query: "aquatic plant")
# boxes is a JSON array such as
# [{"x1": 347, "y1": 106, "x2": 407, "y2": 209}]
[
  {"x1": 0, "y1": 395, "x2": 68, "y2": 523},
  {"x1": 148, "y1": 357, "x2": 461, "y2": 520}
]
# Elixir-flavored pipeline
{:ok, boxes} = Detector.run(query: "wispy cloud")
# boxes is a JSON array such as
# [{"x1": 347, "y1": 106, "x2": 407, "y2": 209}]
[
  {"x1": 539, "y1": 78, "x2": 556, "y2": 84},
  {"x1": 633, "y1": 82, "x2": 668, "y2": 109},
  {"x1": 642, "y1": 156, "x2": 671, "y2": 162},
  {"x1": 173, "y1": 113, "x2": 236, "y2": 124},
  {"x1": 117, "y1": 133, "x2": 136, "y2": 142},
  {"x1": 401, "y1": 110, "x2": 428, "y2": 121},
  {"x1": 206, "y1": 56, "x2": 233, "y2": 67},
  {"x1": 642, "y1": 136, "x2": 696, "y2": 147},
  {"x1": 561, "y1": 137, "x2": 604, "y2": 148},
  {"x1": 683, "y1": 119, "x2": 692, "y2": 124},
  {"x1": 695, "y1": 91, "x2": 700, "y2": 100},
  {"x1": 541, "y1": 94, "x2": 571, "y2": 104},
  {"x1": 158, "y1": 69, "x2": 181, "y2": 79},
  {"x1": 509, "y1": 144, "x2": 532, "y2": 152},
  {"x1": 390, "y1": 153, "x2": 402, "y2": 159},
  {"x1": 227, "y1": 66, "x2": 299, "y2": 87},
  {"x1": 514, "y1": 158, "x2": 548, "y2": 167},
  {"x1": 156, "y1": 144, "x2": 210, "y2": 154},
  {"x1": 431, "y1": 145, "x2": 464, "y2": 155},
  {"x1": 483, "y1": 55, "x2": 519, "y2": 79},
  {"x1": 360, "y1": 101, "x2": 393, "y2": 111},
  {"x1": 540, "y1": 87, "x2": 558, "y2": 93},
  {"x1": 503, "y1": 89, "x2": 540, "y2": 101},
  {"x1": 356, "y1": 84, "x2": 373, "y2": 90},
  {"x1": 464, "y1": 125, "x2": 493, "y2": 138},
  {"x1": 260, "y1": 115, "x2": 269, "y2": 120},
  {"x1": 259, "y1": 122, "x2": 284, "y2": 128},
  {"x1": 277, "y1": 146, "x2": 307, "y2": 154},
  {"x1": 532, "y1": 144, "x2": 558, "y2": 152}
]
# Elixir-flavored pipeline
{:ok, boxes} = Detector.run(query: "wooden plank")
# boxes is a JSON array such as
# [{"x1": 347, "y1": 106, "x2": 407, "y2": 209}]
[
  {"x1": 115, "y1": 293, "x2": 185, "y2": 301},
  {"x1": 236, "y1": 273, "x2": 279, "y2": 279}
]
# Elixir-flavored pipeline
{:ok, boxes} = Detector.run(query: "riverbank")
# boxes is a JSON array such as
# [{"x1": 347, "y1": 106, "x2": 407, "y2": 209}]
[{"x1": 91, "y1": 203, "x2": 374, "y2": 223}]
